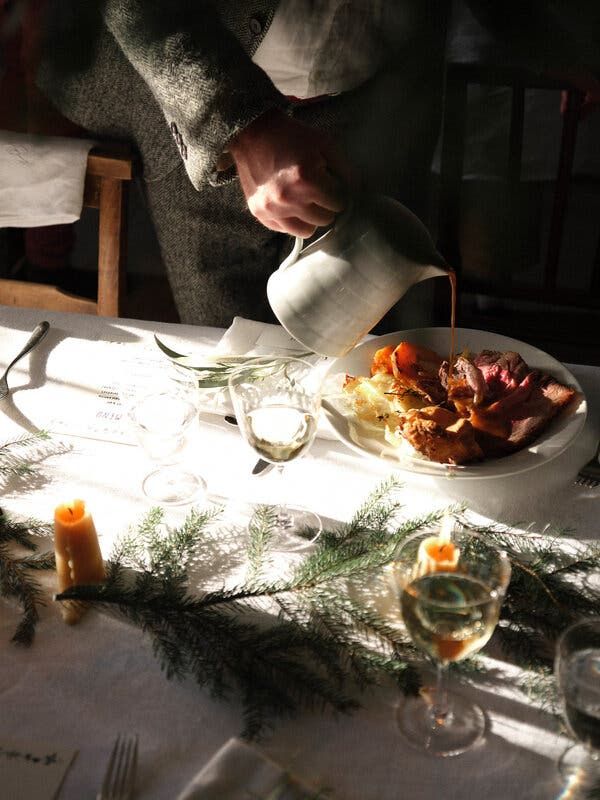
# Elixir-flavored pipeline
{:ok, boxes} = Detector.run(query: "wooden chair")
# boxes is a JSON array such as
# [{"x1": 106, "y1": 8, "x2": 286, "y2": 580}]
[
  {"x1": 0, "y1": 143, "x2": 133, "y2": 316},
  {"x1": 435, "y1": 62, "x2": 600, "y2": 363}
]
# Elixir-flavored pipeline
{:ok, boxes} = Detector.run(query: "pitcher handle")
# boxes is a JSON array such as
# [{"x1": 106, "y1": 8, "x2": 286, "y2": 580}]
[
  {"x1": 278, "y1": 236, "x2": 303, "y2": 271},
  {"x1": 278, "y1": 199, "x2": 355, "y2": 272}
]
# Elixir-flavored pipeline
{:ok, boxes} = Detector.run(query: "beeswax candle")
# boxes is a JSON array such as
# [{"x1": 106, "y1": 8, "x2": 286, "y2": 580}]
[
  {"x1": 54, "y1": 499, "x2": 105, "y2": 624},
  {"x1": 416, "y1": 517, "x2": 460, "y2": 574}
]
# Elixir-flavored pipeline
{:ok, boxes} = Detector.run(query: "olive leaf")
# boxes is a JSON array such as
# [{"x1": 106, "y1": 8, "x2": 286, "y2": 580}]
[{"x1": 154, "y1": 335, "x2": 313, "y2": 388}]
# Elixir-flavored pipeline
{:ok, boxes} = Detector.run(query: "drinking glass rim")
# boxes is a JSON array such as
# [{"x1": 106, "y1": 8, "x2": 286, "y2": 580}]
[
  {"x1": 227, "y1": 355, "x2": 318, "y2": 379},
  {"x1": 556, "y1": 616, "x2": 600, "y2": 651},
  {"x1": 393, "y1": 526, "x2": 512, "y2": 595},
  {"x1": 227, "y1": 356, "x2": 323, "y2": 400},
  {"x1": 127, "y1": 389, "x2": 198, "y2": 430}
]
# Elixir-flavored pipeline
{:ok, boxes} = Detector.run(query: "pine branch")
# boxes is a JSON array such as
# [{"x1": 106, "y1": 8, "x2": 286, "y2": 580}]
[
  {"x1": 52, "y1": 483, "x2": 600, "y2": 738},
  {"x1": 0, "y1": 507, "x2": 56, "y2": 644},
  {"x1": 0, "y1": 430, "x2": 69, "y2": 480}
]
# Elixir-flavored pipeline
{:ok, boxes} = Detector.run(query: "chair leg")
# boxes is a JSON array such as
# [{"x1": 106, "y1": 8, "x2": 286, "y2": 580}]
[{"x1": 97, "y1": 176, "x2": 128, "y2": 317}]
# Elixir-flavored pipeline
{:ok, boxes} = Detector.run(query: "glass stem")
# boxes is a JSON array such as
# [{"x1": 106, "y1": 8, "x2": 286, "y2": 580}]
[
  {"x1": 431, "y1": 663, "x2": 449, "y2": 727},
  {"x1": 272, "y1": 465, "x2": 293, "y2": 528}
]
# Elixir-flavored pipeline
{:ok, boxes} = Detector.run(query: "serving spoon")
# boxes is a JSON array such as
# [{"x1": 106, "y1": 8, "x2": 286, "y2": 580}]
[{"x1": 0, "y1": 321, "x2": 50, "y2": 400}]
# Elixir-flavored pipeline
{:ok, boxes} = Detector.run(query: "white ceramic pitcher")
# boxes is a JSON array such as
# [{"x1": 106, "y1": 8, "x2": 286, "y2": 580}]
[{"x1": 267, "y1": 194, "x2": 451, "y2": 357}]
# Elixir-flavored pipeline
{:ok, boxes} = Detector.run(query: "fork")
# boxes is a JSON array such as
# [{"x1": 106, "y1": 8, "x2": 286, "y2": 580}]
[
  {"x1": 97, "y1": 734, "x2": 138, "y2": 800},
  {"x1": 0, "y1": 321, "x2": 50, "y2": 400},
  {"x1": 575, "y1": 439, "x2": 600, "y2": 488}
]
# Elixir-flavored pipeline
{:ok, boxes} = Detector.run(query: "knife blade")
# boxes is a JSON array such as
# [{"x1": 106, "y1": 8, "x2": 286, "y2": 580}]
[
  {"x1": 251, "y1": 458, "x2": 274, "y2": 476},
  {"x1": 223, "y1": 414, "x2": 274, "y2": 476}
]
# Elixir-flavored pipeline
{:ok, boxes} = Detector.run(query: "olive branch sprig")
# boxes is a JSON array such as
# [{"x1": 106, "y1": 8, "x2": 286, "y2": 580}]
[{"x1": 154, "y1": 335, "x2": 313, "y2": 388}]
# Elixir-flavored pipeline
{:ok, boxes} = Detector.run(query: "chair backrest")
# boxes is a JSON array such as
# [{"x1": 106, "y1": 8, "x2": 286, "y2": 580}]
[
  {"x1": 0, "y1": 143, "x2": 133, "y2": 316},
  {"x1": 435, "y1": 62, "x2": 600, "y2": 362}
]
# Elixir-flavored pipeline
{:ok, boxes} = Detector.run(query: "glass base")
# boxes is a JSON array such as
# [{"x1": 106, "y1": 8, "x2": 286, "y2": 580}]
[
  {"x1": 142, "y1": 466, "x2": 206, "y2": 506},
  {"x1": 558, "y1": 742, "x2": 600, "y2": 789},
  {"x1": 269, "y1": 505, "x2": 322, "y2": 552},
  {"x1": 397, "y1": 690, "x2": 486, "y2": 757}
]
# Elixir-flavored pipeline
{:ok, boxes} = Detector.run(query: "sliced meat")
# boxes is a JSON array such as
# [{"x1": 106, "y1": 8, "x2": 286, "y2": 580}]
[
  {"x1": 470, "y1": 375, "x2": 577, "y2": 457},
  {"x1": 440, "y1": 354, "x2": 488, "y2": 409},
  {"x1": 472, "y1": 350, "x2": 531, "y2": 400}
]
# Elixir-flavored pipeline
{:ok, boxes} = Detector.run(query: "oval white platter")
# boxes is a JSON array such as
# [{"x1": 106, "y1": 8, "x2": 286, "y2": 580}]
[{"x1": 321, "y1": 327, "x2": 587, "y2": 480}]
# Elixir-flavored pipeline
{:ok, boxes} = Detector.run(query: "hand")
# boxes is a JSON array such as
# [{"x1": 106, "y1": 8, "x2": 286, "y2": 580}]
[{"x1": 229, "y1": 109, "x2": 356, "y2": 238}]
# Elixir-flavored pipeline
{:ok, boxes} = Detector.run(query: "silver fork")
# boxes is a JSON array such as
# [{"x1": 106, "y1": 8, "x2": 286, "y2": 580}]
[
  {"x1": 575, "y1": 439, "x2": 600, "y2": 488},
  {"x1": 97, "y1": 734, "x2": 138, "y2": 800},
  {"x1": 0, "y1": 321, "x2": 50, "y2": 400}
]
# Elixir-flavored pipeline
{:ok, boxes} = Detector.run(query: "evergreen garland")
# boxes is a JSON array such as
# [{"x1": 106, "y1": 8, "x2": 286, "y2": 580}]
[
  {"x1": 0, "y1": 430, "x2": 60, "y2": 478},
  {"x1": 53, "y1": 479, "x2": 600, "y2": 738},
  {"x1": 0, "y1": 431, "x2": 62, "y2": 644},
  {"x1": 0, "y1": 509, "x2": 54, "y2": 645}
]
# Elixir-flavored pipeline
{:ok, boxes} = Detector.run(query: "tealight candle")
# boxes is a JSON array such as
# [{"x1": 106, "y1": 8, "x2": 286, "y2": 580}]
[
  {"x1": 54, "y1": 499, "x2": 105, "y2": 624},
  {"x1": 416, "y1": 516, "x2": 460, "y2": 574}
]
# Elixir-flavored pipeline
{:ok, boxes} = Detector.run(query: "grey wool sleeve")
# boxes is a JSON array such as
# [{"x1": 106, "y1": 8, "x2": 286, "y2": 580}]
[{"x1": 102, "y1": 0, "x2": 289, "y2": 188}]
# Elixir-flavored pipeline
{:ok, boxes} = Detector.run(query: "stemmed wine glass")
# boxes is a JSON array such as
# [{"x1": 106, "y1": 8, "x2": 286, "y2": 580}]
[
  {"x1": 555, "y1": 618, "x2": 600, "y2": 789},
  {"x1": 228, "y1": 356, "x2": 322, "y2": 552},
  {"x1": 393, "y1": 525, "x2": 511, "y2": 756},
  {"x1": 123, "y1": 372, "x2": 206, "y2": 506}
]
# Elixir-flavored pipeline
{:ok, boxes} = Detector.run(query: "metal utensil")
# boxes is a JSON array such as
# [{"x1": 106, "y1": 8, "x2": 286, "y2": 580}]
[
  {"x1": 223, "y1": 413, "x2": 274, "y2": 475},
  {"x1": 0, "y1": 321, "x2": 50, "y2": 400},
  {"x1": 575, "y1": 438, "x2": 600, "y2": 488},
  {"x1": 97, "y1": 734, "x2": 138, "y2": 800}
]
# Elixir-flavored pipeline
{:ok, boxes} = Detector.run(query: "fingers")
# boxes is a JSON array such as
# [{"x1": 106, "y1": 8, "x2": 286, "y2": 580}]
[
  {"x1": 248, "y1": 167, "x2": 342, "y2": 236},
  {"x1": 259, "y1": 212, "x2": 327, "y2": 238}
]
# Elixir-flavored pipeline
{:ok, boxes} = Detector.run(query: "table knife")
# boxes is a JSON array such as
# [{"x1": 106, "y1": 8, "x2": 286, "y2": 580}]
[{"x1": 224, "y1": 414, "x2": 274, "y2": 476}]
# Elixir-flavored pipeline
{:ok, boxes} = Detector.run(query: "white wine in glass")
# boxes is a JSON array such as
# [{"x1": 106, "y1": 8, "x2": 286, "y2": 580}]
[
  {"x1": 228, "y1": 357, "x2": 322, "y2": 552},
  {"x1": 394, "y1": 526, "x2": 511, "y2": 756}
]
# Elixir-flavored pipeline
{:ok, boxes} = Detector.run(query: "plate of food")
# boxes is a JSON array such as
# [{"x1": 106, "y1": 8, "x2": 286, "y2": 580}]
[{"x1": 321, "y1": 327, "x2": 587, "y2": 479}]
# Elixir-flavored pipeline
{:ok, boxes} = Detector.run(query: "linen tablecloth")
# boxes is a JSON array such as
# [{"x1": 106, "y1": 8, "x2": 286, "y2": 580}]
[{"x1": 0, "y1": 305, "x2": 598, "y2": 800}]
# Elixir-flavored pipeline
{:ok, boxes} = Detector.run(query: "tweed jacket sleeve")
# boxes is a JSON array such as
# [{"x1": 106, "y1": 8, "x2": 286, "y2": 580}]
[{"x1": 102, "y1": 0, "x2": 289, "y2": 188}]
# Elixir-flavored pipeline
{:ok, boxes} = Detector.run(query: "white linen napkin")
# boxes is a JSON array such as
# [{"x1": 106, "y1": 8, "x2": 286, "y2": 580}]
[
  {"x1": 177, "y1": 738, "x2": 317, "y2": 800},
  {"x1": 214, "y1": 317, "x2": 316, "y2": 359},
  {"x1": 0, "y1": 130, "x2": 94, "y2": 227}
]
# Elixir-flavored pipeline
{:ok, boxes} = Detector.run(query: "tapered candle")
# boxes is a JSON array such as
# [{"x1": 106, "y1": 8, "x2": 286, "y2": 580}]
[{"x1": 54, "y1": 499, "x2": 105, "y2": 624}]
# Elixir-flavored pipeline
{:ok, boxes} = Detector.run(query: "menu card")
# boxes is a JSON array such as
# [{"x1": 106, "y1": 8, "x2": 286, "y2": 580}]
[{"x1": 0, "y1": 739, "x2": 77, "y2": 800}]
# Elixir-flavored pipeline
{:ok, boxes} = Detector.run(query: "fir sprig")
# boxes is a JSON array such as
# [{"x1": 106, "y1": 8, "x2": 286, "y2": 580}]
[
  {"x1": 0, "y1": 430, "x2": 70, "y2": 485},
  {"x1": 55, "y1": 482, "x2": 600, "y2": 737},
  {"x1": 0, "y1": 508, "x2": 54, "y2": 645}
]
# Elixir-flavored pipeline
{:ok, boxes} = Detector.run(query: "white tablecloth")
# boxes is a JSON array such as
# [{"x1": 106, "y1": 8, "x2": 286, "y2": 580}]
[{"x1": 0, "y1": 306, "x2": 599, "y2": 800}]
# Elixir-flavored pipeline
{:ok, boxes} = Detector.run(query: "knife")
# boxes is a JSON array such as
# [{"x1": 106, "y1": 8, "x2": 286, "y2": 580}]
[
  {"x1": 224, "y1": 414, "x2": 275, "y2": 476},
  {"x1": 251, "y1": 457, "x2": 274, "y2": 476}
]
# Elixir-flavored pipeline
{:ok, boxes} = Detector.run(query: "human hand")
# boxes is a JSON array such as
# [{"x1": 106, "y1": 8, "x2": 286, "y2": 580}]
[{"x1": 229, "y1": 109, "x2": 356, "y2": 238}]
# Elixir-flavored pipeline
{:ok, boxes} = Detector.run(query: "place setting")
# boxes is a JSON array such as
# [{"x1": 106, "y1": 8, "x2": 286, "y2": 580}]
[{"x1": 0, "y1": 188, "x2": 599, "y2": 800}]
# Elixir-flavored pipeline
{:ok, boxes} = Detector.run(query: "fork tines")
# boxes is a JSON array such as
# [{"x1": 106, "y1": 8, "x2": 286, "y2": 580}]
[
  {"x1": 575, "y1": 474, "x2": 600, "y2": 488},
  {"x1": 98, "y1": 734, "x2": 138, "y2": 800},
  {"x1": 575, "y1": 440, "x2": 600, "y2": 488}
]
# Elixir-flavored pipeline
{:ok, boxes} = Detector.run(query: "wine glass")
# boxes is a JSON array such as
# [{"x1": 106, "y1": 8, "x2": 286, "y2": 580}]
[
  {"x1": 125, "y1": 377, "x2": 206, "y2": 506},
  {"x1": 555, "y1": 618, "x2": 600, "y2": 789},
  {"x1": 393, "y1": 525, "x2": 511, "y2": 756},
  {"x1": 228, "y1": 357, "x2": 322, "y2": 551}
]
